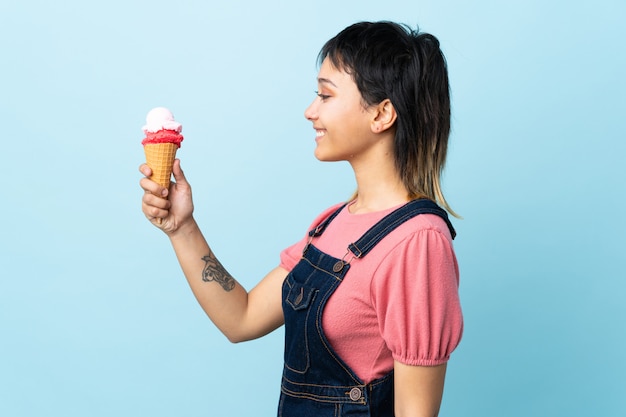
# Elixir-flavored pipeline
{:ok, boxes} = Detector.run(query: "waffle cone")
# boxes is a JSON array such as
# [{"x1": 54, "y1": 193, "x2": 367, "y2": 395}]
[{"x1": 144, "y1": 143, "x2": 178, "y2": 189}]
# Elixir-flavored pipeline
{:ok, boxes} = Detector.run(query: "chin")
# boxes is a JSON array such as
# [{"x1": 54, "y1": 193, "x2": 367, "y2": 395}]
[
  {"x1": 313, "y1": 151, "x2": 341, "y2": 162},
  {"x1": 313, "y1": 148, "x2": 327, "y2": 161},
  {"x1": 314, "y1": 146, "x2": 344, "y2": 162}
]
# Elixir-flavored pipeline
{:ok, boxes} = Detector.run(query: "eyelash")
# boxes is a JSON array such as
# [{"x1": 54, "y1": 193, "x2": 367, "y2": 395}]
[{"x1": 315, "y1": 91, "x2": 330, "y2": 100}]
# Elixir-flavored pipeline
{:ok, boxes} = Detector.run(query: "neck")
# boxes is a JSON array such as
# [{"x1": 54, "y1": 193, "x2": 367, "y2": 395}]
[{"x1": 348, "y1": 150, "x2": 408, "y2": 214}]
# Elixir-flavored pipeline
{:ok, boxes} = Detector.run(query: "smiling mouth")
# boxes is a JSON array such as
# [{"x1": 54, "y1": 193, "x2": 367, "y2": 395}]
[{"x1": 315, "y1": 129, "x2": 326, "y2": 138}]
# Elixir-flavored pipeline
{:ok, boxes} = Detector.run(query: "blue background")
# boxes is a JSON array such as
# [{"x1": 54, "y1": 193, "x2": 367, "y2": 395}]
[{"x1": 1, "y1": 0, "x2": 624, "y2": 415}]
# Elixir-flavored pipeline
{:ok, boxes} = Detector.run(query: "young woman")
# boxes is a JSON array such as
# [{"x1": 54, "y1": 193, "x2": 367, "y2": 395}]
[{"x1": 140, "y1": 21, "x2": 463, "y2": 417}]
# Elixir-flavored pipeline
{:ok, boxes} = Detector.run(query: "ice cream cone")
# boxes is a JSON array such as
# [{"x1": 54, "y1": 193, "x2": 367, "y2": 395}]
[
  {"x1": 141, "y1": 107, "x2": 183, "y2": 225},
  {"x1": 144, "y1": 142, "x2": 178, "y2": 189}
]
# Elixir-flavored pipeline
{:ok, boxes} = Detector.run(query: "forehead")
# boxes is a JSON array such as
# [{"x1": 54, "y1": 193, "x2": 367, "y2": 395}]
[{"x1": 317, "y1": 57, "x2": 354, "y2": 87}]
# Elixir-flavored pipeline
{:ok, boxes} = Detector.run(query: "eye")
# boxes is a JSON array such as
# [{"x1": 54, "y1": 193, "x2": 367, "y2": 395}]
[{"x1": 315, "y1": 90, "x2": 330, "y2": 101}]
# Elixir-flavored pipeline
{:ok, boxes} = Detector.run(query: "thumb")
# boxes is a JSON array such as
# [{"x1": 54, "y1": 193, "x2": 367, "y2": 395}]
[{"x1": 171, "y1": 159, "x2": 188, "y2": 185}]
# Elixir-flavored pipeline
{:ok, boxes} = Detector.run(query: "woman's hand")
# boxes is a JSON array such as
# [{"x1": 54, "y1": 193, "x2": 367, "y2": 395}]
[{"x1": 139, "y1": 159, "x2": 194, "y2": 235}]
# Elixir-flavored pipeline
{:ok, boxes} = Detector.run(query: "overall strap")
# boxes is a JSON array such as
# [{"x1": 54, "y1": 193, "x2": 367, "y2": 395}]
[
  {"x1": 347, "y1": 199, "x2": 456, "y2": 259},
  {"x1": 308, "y1": 203, "x2": 349, "y2": 238}
]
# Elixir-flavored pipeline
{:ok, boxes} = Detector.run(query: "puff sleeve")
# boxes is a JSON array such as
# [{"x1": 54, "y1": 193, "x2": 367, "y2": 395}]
[{"x1": 371, "y1": 228, "x2": 463, "y2": 366}]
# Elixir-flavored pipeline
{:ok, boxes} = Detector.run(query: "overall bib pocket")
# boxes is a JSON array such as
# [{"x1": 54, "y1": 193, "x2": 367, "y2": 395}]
[{"x1": 283, "y1": 275, "x2": 318, "y2": 374}]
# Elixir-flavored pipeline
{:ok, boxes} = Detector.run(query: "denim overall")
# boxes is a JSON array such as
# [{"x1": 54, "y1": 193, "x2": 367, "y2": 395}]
[{"x1": 279, "y1": 199, "x2": 456, "y2": 417}]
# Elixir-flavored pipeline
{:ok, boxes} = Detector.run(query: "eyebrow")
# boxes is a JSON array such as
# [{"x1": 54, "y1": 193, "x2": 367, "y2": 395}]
[{"x1": 317, "y1": 77, "x2": 338, "y2": 88}]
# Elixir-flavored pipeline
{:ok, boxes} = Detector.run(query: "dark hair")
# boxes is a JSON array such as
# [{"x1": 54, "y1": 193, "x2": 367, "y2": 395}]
[{"x1": 319, "y1": 21, "x2": 457, "y2": 216}]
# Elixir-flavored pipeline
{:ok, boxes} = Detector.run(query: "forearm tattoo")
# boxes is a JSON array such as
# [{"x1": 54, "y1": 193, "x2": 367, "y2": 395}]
[{"x1": 201, "y1": 253, "x2": 236, "y2": 292}]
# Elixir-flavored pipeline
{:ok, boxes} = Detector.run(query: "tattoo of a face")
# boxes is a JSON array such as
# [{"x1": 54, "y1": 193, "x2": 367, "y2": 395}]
[{"x1": 201, "y1": 253, "x2": 235, "y2": 292}]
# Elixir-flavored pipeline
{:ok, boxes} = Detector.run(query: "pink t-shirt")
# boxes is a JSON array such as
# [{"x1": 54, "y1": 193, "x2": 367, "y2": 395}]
[{"x1": 280, "y1": 202, "x2": 463, "y2": 383}]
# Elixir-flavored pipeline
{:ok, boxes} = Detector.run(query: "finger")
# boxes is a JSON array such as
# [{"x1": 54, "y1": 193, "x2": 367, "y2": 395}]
[
  {"x1": 171, "y1": 159, "x2": 188, "y2": 186},
  {"x1": 139, "y1": 163, "x2": 152, "y2": 177},
  {"x1": 142, "y1": 191, "x2": 171, "y2": 209},
  {"x1": 142, "y1": 193, "x2": 171, "y2": 219},
  {"x1": 139, "y1": 163, "x2": 167, "y2": 196},
  {"x1": 140, "y1": 176, "x2": 168, "y2": 198}
]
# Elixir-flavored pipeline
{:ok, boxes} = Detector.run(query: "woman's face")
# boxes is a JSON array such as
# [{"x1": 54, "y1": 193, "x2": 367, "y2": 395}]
[{"x1": 304, "y1": 58, "x2": 380, "y2": 164}]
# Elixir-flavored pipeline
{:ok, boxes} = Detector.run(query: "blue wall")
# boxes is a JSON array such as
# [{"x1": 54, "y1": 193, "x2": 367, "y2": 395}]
[{"x1": 1, "y1": 1, "x2": 624, "y2": 415}]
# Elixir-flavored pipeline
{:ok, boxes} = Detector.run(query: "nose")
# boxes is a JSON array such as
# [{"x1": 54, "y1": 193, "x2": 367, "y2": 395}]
[{"x1": 304, "y1": 97, "x2": 318, "y2": 121}]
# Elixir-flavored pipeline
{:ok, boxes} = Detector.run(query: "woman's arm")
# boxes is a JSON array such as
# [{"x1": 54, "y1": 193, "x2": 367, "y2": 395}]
[
  {"x1": 394, "y1": 361, "x2": 447, "y2": 417},
  {"x1": 140, "y1": 160, "x2": 286, "y2": 343},
  {"x1": 168, "y1": 220, "x2": 286, "y2": 342}
]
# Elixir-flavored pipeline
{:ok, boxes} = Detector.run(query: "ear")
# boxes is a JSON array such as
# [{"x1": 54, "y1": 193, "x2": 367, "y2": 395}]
[{"x1": 371, "y1": 99, "x2": 397, "y2": 133}]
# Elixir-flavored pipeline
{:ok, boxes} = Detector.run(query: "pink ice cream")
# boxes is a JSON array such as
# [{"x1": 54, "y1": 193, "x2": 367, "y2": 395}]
[{"x1": 141, "y1": 107, "x2": 184, "y2": 147}]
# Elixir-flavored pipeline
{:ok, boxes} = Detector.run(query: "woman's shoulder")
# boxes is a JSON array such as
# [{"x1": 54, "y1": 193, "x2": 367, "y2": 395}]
[
  {"x1": 361, "y1": 202, "x2": 456, "y2": 244},
  {"x1": 404, "y1": 212, "x2": 455, "y2": 241},
  {"x1": 367, "y1": 212, "x2": 456, "y2": 258}
]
